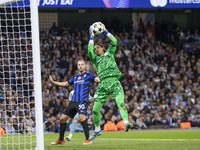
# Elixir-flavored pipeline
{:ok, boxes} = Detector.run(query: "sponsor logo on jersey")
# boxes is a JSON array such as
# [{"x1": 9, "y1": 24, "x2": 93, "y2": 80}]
[
  {"x1": 75, "y1": 80, "x2": 85, "y2": 84},
  {"x1": 79, "y1": 104, "x2": 85, "y2": 110}
]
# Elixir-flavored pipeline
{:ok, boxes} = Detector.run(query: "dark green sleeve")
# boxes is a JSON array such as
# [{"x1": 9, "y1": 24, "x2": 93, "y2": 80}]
[{"x1": 107, "y1": 35, "x2": 117, "y2": 55}]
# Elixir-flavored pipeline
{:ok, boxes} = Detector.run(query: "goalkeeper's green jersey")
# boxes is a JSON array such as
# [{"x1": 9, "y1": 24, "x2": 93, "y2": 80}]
[{"x1": 88, "y1": 35, "x2": 122, "y2": 81}]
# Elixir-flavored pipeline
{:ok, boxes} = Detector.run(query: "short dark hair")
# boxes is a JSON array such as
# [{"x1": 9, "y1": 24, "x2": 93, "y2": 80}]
[
  {"x1": 95, "y1": 43, "x2": 106, "y2": 52},
  {"x1": 77, "y1": 58, "x2": 86, "y2": 64}
]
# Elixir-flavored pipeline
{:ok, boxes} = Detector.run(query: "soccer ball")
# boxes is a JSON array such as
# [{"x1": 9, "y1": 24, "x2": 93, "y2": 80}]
[{"x1": 91, "y1": 22, "x2": 104, "y2": 35}]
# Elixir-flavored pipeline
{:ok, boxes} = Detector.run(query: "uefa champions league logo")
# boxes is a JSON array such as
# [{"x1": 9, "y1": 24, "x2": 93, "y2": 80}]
[{"x1": 150, "y1": 0, "x2": 167, "y2": 7}]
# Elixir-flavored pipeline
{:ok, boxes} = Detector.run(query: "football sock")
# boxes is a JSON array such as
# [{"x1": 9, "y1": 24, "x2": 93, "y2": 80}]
[
  {"x1": 70, "y1": 119, "x2": 78, "y2": 136},
  {"x1": 92, "y1": 101, "x2": 103, "y2": 127},
  {"x1": 59, "y1": 123, "x2": 67, "y2": 141},
  {"x1": 68, "y1": 133, "x2": 73, "y2": 139},
  {"x1": 124, "y1": 120, "x2": 129, "y2": 125},
  {"x1": 95, "y1": 126, "x2": 101, "y2": 132},
  {"x1": 81, "y1": 120, "x2": 89, "y2": 140}
]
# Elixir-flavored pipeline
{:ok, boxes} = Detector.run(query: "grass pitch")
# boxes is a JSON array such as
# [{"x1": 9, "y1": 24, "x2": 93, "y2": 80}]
[
  {"x1": 1, "y1": 129, "x2": 200, "y2": 150},
  {"x1": 46, "y1": 129, "x2": 200, "y2": 150}
]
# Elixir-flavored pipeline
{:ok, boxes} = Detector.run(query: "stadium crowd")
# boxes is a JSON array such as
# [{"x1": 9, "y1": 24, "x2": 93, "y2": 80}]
[
  {"x1": 1, "y1": 18, "x2": 200, "y2": 135},
  {"x1": 41, "y1": 19, "x2": 200, "y2": 132}
]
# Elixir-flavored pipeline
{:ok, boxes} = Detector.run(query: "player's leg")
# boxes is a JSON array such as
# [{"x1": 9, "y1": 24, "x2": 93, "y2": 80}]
[
  {"x1": 112, "y1": 80, "x2": 131, "y2": 132},
  {"x1": 51, "y1": 114, "x2": 69, "y2": 144},
  {"x1": 77, "y1": 102, "x2": 92, "y2": 145},
  {"x1": 89, "y1": 84, "x2": 109, "y2": 140},
  {"x1": 92, "y1": 101, "x2": 104, "y2": 131},
  {"x1": 79, "y1": 114, "x2": 92, "y2": 145},
  {"x1": 59, "y1": 114, "x2": 70, "y2": 140},
  {"x1": 51, "y1": 102, "x2": 77, "y2": 145},
  {"x1": 66, "y1": 113, "x2": 79, "y2": 141}
]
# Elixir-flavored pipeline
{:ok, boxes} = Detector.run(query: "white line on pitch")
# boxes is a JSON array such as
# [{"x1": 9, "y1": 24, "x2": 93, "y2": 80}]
[{"x1": 96, "y1": 138, "x2": 200, "y2": 141}]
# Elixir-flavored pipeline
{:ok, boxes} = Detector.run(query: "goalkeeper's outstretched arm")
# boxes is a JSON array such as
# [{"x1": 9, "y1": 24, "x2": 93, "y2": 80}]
[
  {"x1": 88, "y1": 26, "x2": 96, "y2": 62},
  {"x1": 49, "y1": 75, "x2": 69, "y2": 87},
  {"x1": 88, "y1": 26, "x2": 97, "y2": 70},
  {"x1": 102, "y1": 24, "x2": 117, "y2": 55}
]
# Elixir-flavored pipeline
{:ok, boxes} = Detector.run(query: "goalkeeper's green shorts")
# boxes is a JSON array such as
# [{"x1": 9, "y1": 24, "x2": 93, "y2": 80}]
[{"x1": 93, "y1": 77, "x2": 124, "y2": 103}]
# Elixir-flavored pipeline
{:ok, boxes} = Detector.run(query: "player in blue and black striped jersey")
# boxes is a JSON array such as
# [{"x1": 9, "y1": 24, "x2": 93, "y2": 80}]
[
  {"x1": 65, "y1": 90, "x2": 93, "y2": 142},
  {"x1": 50, "y1": 59, "x2": 100, "y2": 145}
]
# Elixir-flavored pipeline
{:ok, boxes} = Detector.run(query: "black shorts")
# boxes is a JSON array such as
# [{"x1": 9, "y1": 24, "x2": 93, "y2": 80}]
[{"x1": 63, "y1": 101, "x2": 89, "y2": 118}]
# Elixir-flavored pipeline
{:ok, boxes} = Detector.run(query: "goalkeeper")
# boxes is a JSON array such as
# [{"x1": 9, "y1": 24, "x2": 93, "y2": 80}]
[{"x1": 88, "y1": 23, "x2": 131, "y2": 140}]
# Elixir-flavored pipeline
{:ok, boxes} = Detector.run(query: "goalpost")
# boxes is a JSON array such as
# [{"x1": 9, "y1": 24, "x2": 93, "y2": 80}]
[{"x1": 0, "y1": 0, "x2": 44, "y2": 150}]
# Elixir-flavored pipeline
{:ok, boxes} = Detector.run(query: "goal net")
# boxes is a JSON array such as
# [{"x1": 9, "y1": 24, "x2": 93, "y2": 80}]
[{"x1": 0, "y1": 0, "x2": 44, "y2": 149}]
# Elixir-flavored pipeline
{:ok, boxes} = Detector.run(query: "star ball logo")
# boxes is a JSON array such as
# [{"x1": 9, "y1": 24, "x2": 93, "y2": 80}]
[{"x1": 150, "y1": 0, "x2": 167, "y2": 7}]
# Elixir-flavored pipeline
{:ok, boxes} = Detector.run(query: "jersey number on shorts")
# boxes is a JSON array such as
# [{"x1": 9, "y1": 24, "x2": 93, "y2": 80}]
[{"x1": 79, "y1": 104, "x2": 85, "y2": 110}]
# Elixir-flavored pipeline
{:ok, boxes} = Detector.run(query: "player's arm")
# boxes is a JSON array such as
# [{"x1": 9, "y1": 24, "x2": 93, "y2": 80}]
[
  {"x1": 102, "y1": 23, "x2": 117, "y2": 55},
  {"x1": 90, "y1": 73, "x2": 100, "y2": 83},
  {"x1": 88, "y1": 26, "x2": 96, "y2": 63},
  {"x1": 94, "y1": 77, "x2": 100, "y2": 83},
  {"x1": 69, "y1": 90, "x2": 74, "y2": 101},
  {"x1": 88, "y1": 94, "x2": 94, "y2": 103},
  {"x1": 49, "y1": 75, "x2": 69, "y2": 87}
]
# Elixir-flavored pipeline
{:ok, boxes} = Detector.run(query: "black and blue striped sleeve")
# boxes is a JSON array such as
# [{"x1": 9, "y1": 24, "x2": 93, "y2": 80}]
[
  {"x1": 89, "y1": 73, "x2": 96, "y2": 81},
  {"x1": 68, "y1": 75, "x2": 74, "y2": 85}
]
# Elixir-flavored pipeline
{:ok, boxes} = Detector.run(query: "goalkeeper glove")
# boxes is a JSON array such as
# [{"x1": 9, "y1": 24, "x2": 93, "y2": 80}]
[
  {"x1": 89, "y1": 26, "x2": 94, "y2": 40},
  {"x1": 101, "y1": 23, "x2": 109, "y2": 35}
]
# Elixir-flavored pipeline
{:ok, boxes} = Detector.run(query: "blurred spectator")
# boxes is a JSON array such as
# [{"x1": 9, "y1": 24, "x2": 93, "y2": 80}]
[
  {"x1": 144, "y1": 116, "x2": 152, "y2": 127},
  {"x1": 19, "y1": 123, "x2": 25, "y2": 134},
  {"x1": 49, "y1": 22, "x2": 59, "y2": 35},
  {"x1": 5, "y1": 123, "x2": 15, "y2": 135},
  {"x1": 49, "y1": 121, "x2": 58, "y2": 133},
  {"x1": 26, "y1": 123, "x2": 34, "y2": 134},
  {"x1": 44, "y1": 116, "x2": 52, "y2": 132},
  {"x1": 195, "y1": 115, "x2": 200, "y2": 127},
  {"x1": 152, "y1": 114, "x2": 161, "y2": 125},
  {"x1": 53, "y1": 99, "x2": 63, "y2": 116},
  {"x1": 146, "y1": 21, "x2": 153, "y2": 37},
  {"x1": 135, "y1": 115, "x2": 147, "y2": 129}
]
